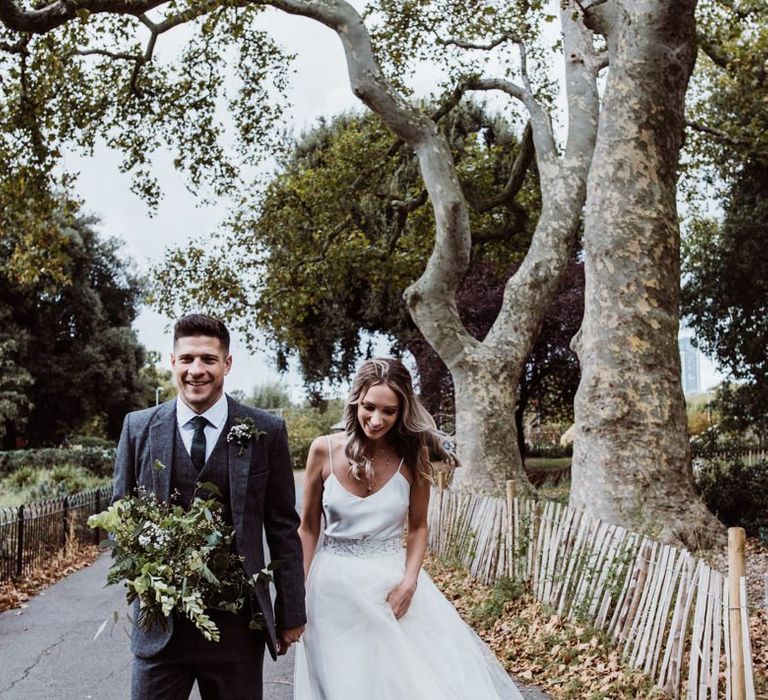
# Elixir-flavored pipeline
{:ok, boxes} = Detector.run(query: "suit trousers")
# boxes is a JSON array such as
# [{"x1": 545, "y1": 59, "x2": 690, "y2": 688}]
[{"x1": 131, "y1": 606, "x2": 265, "y2": 700}]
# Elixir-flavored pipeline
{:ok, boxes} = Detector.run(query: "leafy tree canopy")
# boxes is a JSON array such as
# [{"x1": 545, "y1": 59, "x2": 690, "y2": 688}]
[
  {"x1": 682, "y1": 2, "x2": 768, "y2": 424},
  {"x1": 711, "y1": 381, "x2": 768, "y2": 438},
  {"x1": 247, "y1": 382, "x2": 292, "y2": 410},
  {"x1": 1, "y1": 204, "x2": 150, "y2": 444},
  {"x1": 151, "y1": 102, "x2": 542, "y2": 394},
  {"x1": 0, "y1": 333, "x2": 33, "y2": 446},
  {"x1": 687, "y1": 1, "x2": 768, "y2": 187},
  {"x1": 682, "y1": 160, "x2": 768, "y2": 397},
  {"x1": 0, "y1": 1, "x2": 294, "y2": 288},
  {"x1": 140, "y1": 349, "x2": 177, "y2": 406},
  {"x1": 152, "y1": 102, "x2": 583, "y2": 437}
]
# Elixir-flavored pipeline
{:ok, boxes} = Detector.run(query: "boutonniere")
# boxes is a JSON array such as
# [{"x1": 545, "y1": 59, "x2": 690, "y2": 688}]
[
  {"x1": 153, "y1": 459, "x2": 166, "y2": 472},
  {"x1": 227, "y1": 417, "x2": 265, "y2": 455}
]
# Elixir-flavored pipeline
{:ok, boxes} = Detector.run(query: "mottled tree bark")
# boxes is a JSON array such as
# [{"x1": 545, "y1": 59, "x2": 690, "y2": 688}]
[
  {"x1": 452, "y1": 357, "x2": 523, "y2": 492},
  {"x1": 572, "y1": 0, "x2": 724, "y2": 546}
]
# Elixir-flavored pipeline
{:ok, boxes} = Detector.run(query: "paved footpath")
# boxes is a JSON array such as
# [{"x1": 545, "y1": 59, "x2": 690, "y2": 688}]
[
  {"x1": 0, "y1": 553, "x2": 294, "y2": 700},
  {"x1": 0, "y1": 477, "x2": 548, "y2": 699}
]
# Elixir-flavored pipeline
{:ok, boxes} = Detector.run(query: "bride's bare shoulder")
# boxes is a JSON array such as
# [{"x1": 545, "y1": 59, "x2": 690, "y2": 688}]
[{"x1": 310, "y1": 432, "x2": 344, "y2": 448}]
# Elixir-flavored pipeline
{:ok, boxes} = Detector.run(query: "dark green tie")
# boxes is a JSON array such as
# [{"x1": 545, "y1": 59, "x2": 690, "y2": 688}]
[{"x1": 190, "y1": 415, "x2": 208, "y2": 471}]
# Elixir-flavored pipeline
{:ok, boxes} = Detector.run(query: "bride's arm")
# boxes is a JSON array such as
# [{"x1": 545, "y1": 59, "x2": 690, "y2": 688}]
[
  {"x1": 387, "y1": 455, "x2": 430, "y2": 618},
  {"x1": 298, "y1": 437, "x2": 327, "y2": 580}
]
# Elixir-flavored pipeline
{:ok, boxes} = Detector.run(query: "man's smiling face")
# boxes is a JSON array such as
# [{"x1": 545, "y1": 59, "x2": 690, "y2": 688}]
[{"x1": 171, "y1": 335, "x2": 232, "y2": 413}]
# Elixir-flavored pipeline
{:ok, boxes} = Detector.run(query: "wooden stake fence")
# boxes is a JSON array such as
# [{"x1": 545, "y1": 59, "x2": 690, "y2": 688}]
[{"x1": 428, "y1": 485, "x2": 756, "y2": 699}]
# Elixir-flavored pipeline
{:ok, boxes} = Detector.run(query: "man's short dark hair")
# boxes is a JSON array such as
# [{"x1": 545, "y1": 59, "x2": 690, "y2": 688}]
[{"x1": 173, "y1": 314, "x2": 230, "y2": 353}]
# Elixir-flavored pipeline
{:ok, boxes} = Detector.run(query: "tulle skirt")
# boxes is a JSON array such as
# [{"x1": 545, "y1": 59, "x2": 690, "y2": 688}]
[{"x1": 293, "y1": 545, "x2": 524, "y2": 700}]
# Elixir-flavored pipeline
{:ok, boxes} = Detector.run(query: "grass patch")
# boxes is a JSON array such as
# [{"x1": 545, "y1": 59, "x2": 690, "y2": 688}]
[
  {"x1": 537, "y1": 480, "x2": 571, "y2": 505},
  {"x1": 525, "y1": 458, "x2": 572, "y2": 470},
  {"x1": 469, "y1": 576, "x2": 526, "y2": 628}
]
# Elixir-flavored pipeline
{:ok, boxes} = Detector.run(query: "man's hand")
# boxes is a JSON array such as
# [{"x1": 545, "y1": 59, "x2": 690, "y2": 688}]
[{"x1": 276, "y1": 625, "x2": 305, "y2": 655}]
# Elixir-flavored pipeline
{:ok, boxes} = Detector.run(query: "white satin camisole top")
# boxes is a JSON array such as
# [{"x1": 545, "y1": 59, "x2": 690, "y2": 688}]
[{"x1": 322, "y1": 437, "x2": 410, "y2": 542}]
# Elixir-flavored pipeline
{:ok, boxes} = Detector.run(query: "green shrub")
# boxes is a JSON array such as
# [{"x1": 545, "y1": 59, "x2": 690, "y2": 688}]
[
  {"x1": 468, "y1": 576, "x2": 526, "y2": 629},
  {"x1": 284, "y1": 401, "x2": 344, "y2": 471},
  {"x1": 527, "y1": 443, "x2": 573, "y2": 458},
  {"x1": 6, "y1": 465, "x2": 38, "y2": 489},
  {"x1": 695, "y1": 458, "x2": 768, "y2": 543},
  {"x1": 0, "y1": 464, "x2": 110, "y2": 507},
  {"x1": 0, "y1": 447, "x2": 115, "y2": 478}
]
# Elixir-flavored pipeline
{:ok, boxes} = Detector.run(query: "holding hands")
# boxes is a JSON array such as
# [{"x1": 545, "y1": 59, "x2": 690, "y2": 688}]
[{"x1": 277, "y1": 624, "x2": 305, "y2": 655}]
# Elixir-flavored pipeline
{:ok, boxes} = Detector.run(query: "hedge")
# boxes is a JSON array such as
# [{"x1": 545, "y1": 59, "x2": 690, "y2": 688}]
[{"x1": 0, "y1": 448, "x2": 116, "y2": 479}]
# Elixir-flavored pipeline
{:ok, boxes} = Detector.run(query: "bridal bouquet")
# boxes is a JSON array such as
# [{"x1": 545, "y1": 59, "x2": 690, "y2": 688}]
[{"x1": 88, "y1": 484, "x2": 267, "y2": 642}]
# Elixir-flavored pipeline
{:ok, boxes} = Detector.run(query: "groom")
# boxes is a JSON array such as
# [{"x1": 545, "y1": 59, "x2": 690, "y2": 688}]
[{"x1": 112, "y1": 314, "x2": 306, "y2": 700}]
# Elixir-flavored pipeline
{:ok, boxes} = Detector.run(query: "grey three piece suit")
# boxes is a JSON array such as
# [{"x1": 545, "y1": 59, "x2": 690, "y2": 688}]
[{"x1": 112, "y1": 396, "x2": 306, "y2": 700}]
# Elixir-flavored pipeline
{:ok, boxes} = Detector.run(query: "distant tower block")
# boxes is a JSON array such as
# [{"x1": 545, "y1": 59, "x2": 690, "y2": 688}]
[{"x1": 678, "y1": 336, "x2": 701, "y2": 395}]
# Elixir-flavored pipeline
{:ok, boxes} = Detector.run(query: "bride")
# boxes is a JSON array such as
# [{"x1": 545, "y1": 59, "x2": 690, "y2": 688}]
[{"x1": 293, "y1": 358, "x2": 524, "y2": 699}]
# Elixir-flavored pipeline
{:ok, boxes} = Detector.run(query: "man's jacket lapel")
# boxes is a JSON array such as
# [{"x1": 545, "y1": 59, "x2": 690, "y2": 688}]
[
  {"x1": 227, "y1": 396, "x2": 253, "y2": 537},
  {"x1": 149, "y1": 400, "x2": 175, "y2": 501}
]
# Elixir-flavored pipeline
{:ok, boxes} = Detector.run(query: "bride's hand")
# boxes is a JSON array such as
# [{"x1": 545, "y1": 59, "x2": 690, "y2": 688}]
[{"x1": 386, "y1": 579, "x2": 417, "y2": 619}]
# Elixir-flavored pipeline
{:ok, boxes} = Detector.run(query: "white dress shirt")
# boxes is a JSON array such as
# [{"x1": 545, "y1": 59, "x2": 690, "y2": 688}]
[{"x1": 176, "y1": 393, "x2": 229, "y2": 463}]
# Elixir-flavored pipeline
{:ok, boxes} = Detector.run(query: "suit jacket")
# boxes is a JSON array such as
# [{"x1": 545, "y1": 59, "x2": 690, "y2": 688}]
[{"x1": 112, "y1": 395, "x2": 306, "y2": 660}]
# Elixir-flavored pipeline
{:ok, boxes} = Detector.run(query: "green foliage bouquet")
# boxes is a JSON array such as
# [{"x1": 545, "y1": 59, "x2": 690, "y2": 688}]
[{"x1": 88, "y1": 484, "x2": 264, "y2": 642}]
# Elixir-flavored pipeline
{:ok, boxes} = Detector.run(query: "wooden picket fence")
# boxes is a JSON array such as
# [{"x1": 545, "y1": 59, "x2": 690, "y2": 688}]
[
  {"x1": 428, "y1": 487, "x2": 757, "y2": 699},
  {"x1": 692, "y1": 448, "x2": 767, "y2": 467},
  {"x1": 712, "y1": 450, "x2": 767, "y2": 467}
]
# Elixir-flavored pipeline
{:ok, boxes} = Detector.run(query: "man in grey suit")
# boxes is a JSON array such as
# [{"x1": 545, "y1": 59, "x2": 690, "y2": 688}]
[{"x1": 113, "y1": 314, "x2": 306, "y2": 700}]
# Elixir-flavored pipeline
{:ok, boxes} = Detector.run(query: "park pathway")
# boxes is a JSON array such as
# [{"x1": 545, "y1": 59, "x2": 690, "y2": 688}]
[
  {"x1": 0, "y1": 553, "x2": 295, "y2": 700},
  {"x1": 0, "y1": 478, "x2": 549, "y2": 699}
]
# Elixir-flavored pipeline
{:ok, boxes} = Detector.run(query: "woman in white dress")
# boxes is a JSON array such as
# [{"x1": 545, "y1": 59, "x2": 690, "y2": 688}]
[{"x1": 293, "y1": 358, "x2": 524, "y2": 700}]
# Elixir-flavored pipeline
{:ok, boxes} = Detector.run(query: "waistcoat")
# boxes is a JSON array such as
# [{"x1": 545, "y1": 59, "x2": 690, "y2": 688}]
[{"x1": 171, "y1": 426, "x2": 233, "y2": 524}]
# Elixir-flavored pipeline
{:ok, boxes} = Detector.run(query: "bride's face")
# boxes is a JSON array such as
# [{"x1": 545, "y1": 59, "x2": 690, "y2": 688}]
[{"x1": 357, "y1": 382, "x2": 400, "y2": 441}]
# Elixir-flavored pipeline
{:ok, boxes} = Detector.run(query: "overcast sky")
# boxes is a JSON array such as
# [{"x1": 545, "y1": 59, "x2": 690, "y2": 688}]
[
  {"x1": 63, "y1": 5, "x2": 725, "y2": 399},
  {"x1": 65, "y1": 10, "x2": 366, "y2": 399}
]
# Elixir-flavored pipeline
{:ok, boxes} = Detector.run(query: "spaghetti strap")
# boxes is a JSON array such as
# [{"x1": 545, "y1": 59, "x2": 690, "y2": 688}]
[
  {"x1": 325, "y1": 436, "x2": 335, "y2": 476},
  {"x1": 396, "y1": 457, "x2": 404, "y2": 474}
]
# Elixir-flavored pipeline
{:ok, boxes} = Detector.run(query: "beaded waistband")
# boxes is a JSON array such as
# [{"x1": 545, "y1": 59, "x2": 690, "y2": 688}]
[{"x1": 322, "y1": 535, "x2": 403, "y2": 558}]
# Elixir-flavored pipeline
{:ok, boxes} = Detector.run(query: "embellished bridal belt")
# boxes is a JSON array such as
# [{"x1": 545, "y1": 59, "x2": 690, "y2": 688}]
[{"x1": 322, "y1": 534, "x2": 404, "y2": 558}]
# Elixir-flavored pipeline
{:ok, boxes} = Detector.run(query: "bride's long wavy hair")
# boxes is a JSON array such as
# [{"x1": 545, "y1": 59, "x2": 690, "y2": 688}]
[{"x1": 344, "y1": 358, "x2": 455, "y2": 485}]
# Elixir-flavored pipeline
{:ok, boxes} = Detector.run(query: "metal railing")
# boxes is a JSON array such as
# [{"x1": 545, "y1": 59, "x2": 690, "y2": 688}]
[{"x1": 0, "y1": 486, "x2": 112, "y2": 583}]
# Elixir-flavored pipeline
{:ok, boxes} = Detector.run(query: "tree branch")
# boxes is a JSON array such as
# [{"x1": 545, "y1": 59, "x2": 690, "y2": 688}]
[
  {"x1": 466, "y1": 121, "x2": 534, "y2": 213},
  {"x1": 696, "y1": 31, "x2": 733, "y2": 69},
  {"x1": 379, "y1": 80, "x2": 470, "y2": 160},
  {"x1": 75, "y1": 47, "x2": 141, "y2": 61},
  {"x1": 686, "y1": 119, "x2": 753, "y2": 149},
  {"x1": 266, "y1": 0, "x2": 476, "y2": 365},
  {"x1": 153, "y1": 0, "x2": 244, "y2": 34},
  {"x1": 484, "y1": 1, "x2": 599, "y2": 354},
  {"x1": 466, "y1": 77, "x2": 556, "y2": 163},
  {"x1": 0, "y1": 0, "x2": 168, "y2": 34},
  {"x1": 387, "y1": 189, "x2": 428, "y2": 254},
  {"x1": 575, "y1": 0, "x2": 619, "y2": 37},
  {"x1": 517, "y1": 38, "x2": 532, "y2": 94},
  {"x1": 573, "y1": 0, "x2": 608, "y2": 11},
  {"x1": 434, "y1": 30, "x2": 518, "y2": 52},
  {"x1": 0, "y1": 35, "x2": 26, "y2": 53}
]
